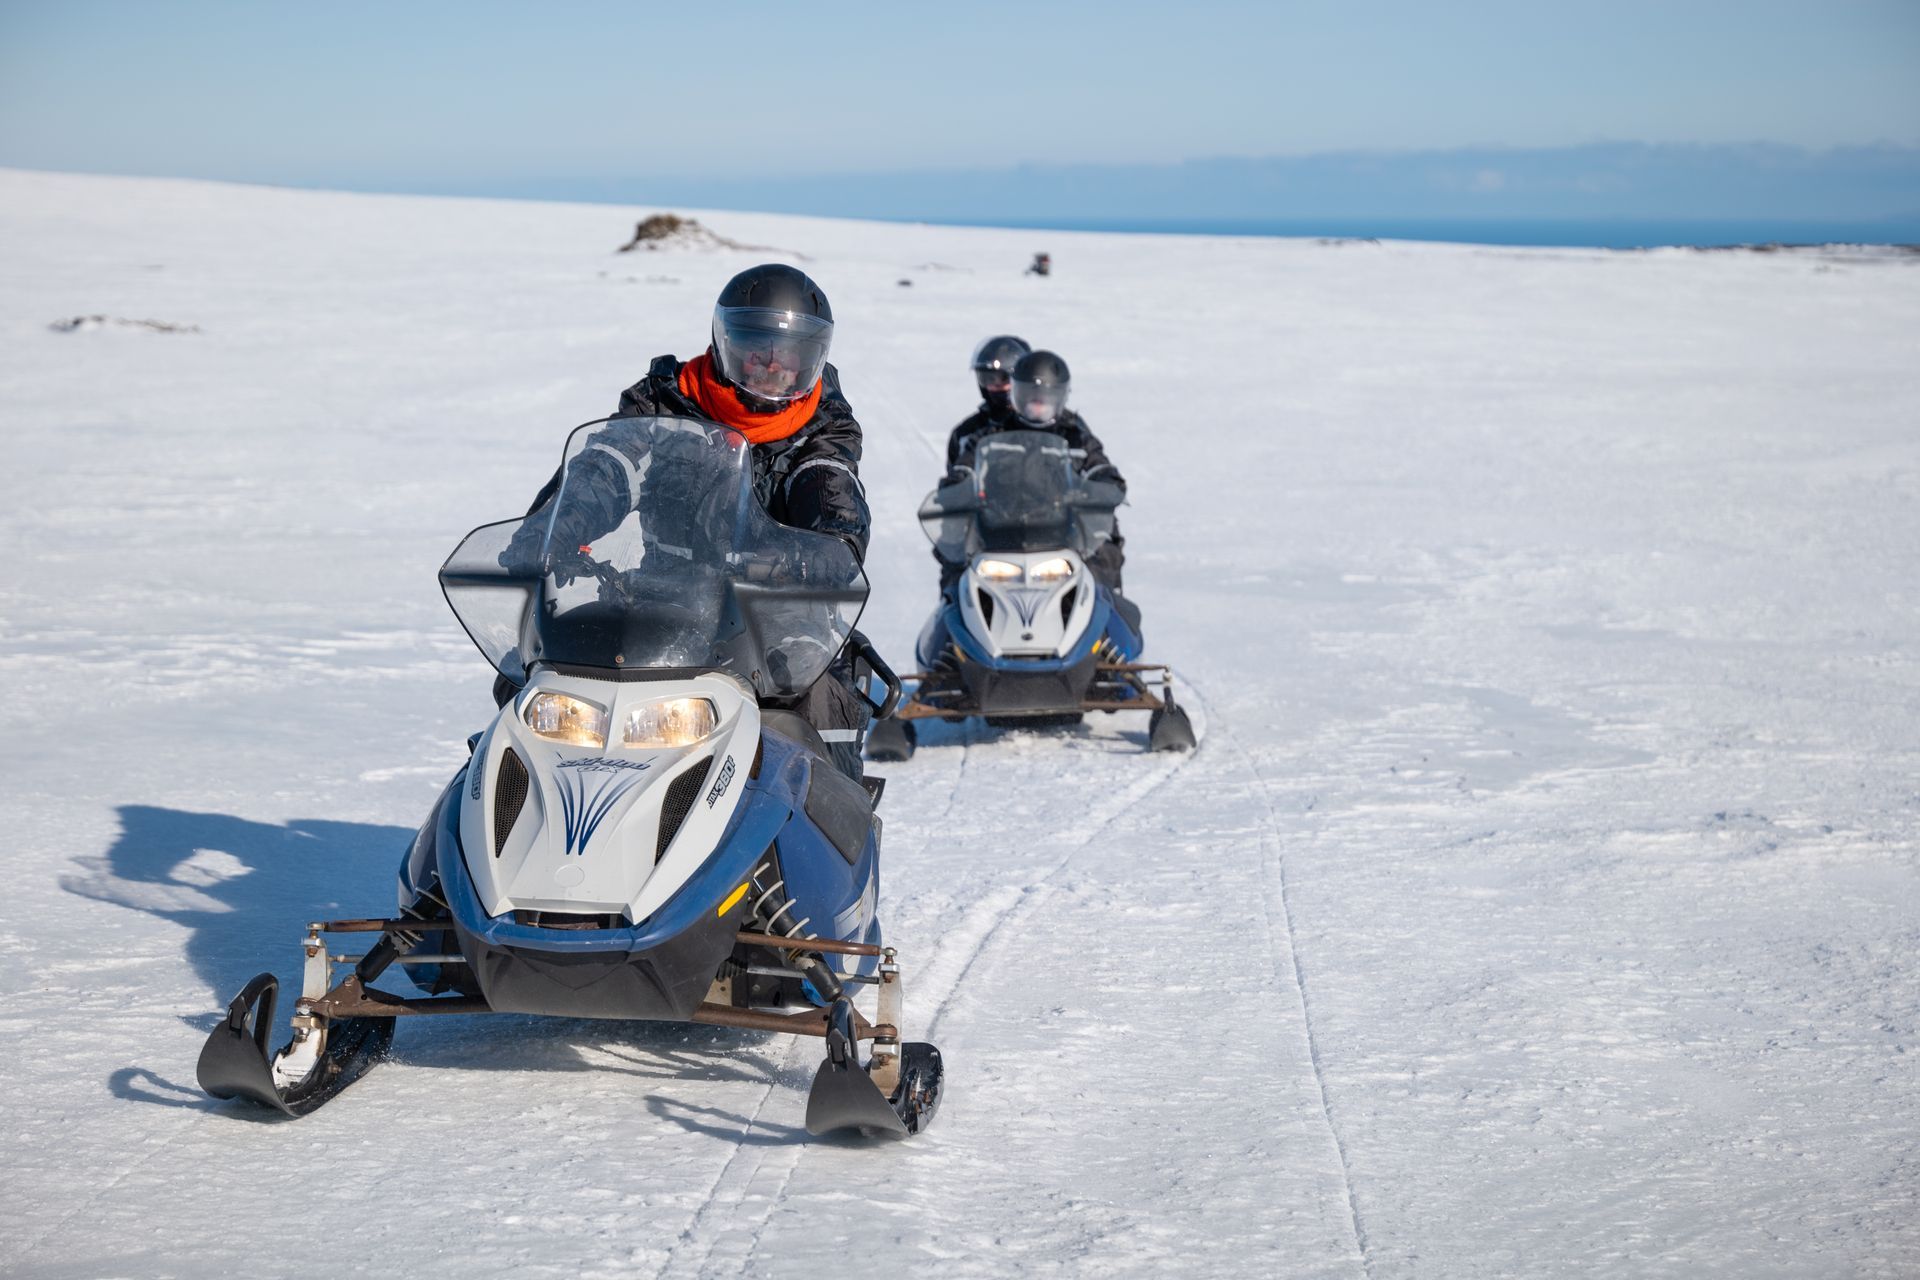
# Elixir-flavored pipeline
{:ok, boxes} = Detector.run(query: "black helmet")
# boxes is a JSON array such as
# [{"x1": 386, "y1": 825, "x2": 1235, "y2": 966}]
[
  {"x1": 970, "y1": 334, "x2": 1030, "y2": 410},
  {"x1": 710, "y1": 264, "x2": 834, "y2": 406},
  {"x1": 1009, "y1": 349, "x2": 1070, "y2": 426}
]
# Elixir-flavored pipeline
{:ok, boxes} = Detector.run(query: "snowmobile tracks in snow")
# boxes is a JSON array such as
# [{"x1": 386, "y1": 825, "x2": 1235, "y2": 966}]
[
  {"x1": 1185, "y1": 679, "x2": 1373, "y2": 1279},
  {"x1": 647, "y1": 1048, "x2": 814, "y2": 1279},
  {"x1": 644, "y1": 679, "x2": 1371, "y2": 1279},
  {"x1": 921, "y1": 718, "x2": 1205, "y2": 1039},
  {"x1": 651, "y1": 692, "x2": 1202, "y2": 1277}
]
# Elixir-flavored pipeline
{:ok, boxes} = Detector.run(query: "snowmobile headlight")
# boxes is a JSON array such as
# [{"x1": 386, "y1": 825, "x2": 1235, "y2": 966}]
[
  {"x1": 976, "y1": 558, "x2": 1023, "y2": 580},
  {"x1": 1028, "y1": 557, "x2": 1074, "y2": 582},
  {"x1": 523, "y1": 692, "x2": 609, "y2": 748},
  {"x1": 623, "y1": 697, "x2": 718, "y2": 748}
]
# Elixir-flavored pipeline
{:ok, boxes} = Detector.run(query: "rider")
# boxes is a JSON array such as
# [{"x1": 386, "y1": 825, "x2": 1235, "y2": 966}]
[
  {"x1": 505, "y1": 263, "x2": 876, "y2": 781},
  {"x1": 943, "y1": 334, "x2": 1029, "y2": 470},
  {"x1": 937, "y1": 348, "x2": 1130, "y2": 611},
  {"x1": 934, "y1": 335, "x2": 1025, "y2": 590}
]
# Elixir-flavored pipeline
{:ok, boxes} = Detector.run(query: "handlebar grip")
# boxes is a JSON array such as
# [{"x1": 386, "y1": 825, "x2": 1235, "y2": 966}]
[{"x1": 848, "y1": 629, "x2": 903, "y2": 720}]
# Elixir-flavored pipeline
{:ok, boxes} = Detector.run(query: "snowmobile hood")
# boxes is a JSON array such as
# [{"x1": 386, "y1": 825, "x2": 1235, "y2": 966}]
[
  {"x1": 437, "y1": 723, "x2": 813, "y2": 955},
  {"x1": 459, "y1": 670, "x2": 763, "y2": 925}
]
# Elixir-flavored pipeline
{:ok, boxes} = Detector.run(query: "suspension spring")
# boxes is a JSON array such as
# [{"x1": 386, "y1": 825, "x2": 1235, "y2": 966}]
[{"x1": 745, "y1": 858, "x2": 840, "y2": 1000}]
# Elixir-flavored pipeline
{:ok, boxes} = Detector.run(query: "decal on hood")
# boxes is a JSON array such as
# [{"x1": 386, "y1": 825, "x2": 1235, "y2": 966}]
[
  {"x1": 556, "y1": 768, "x2": 646, "y2": 856},
  {"x1": 1005, "y1": 587, "x2": 1053, "y2": 626},
  {"x1": 705, "y1": 756, "x2": 736, "y2": 808},
  {"x1": 557, "y1": 756, "x2": 652, "y2": 774}
]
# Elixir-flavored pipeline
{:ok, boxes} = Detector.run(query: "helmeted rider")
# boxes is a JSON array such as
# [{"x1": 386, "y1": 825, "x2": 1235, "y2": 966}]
[
  {"x1": 943, "y1": 334, "x2": 1030, "y2": 469},
  {"x1": 936, "y1": 347, "x2": 1129, "y2": 611},
  {"x1": 505, "y1": 263, "x2": 876, "y2": 781}
]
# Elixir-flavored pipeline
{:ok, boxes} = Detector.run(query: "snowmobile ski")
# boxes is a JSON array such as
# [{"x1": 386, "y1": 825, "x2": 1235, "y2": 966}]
[
  {"x1": 864, "y1": 715, "x2": 916, "y2": 762},
  {"x1": 1148, "y1": 689, "x2": 1197, "y2": 752},
  {"x1": 196, "y1": 972, "x2": 395, "y2": 1117},
  {"x1": 805, "y1": 997, "x2": 944, "y2": 1139}
]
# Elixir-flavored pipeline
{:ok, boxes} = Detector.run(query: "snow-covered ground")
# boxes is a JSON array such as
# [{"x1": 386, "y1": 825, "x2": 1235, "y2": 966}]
[{"x1": 2, "y1": 168, "x2": 1917, "y2": 1278}]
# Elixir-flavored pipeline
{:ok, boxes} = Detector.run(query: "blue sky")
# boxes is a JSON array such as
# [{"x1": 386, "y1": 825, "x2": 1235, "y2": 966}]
[{"x1": 2, "y1": 1, "x2": 1917, "y2": 219}]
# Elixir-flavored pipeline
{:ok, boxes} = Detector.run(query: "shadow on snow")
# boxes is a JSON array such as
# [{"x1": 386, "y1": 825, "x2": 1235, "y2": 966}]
[{"x1": 67, "y1": 803, "x2": 809, "y2": 1133}]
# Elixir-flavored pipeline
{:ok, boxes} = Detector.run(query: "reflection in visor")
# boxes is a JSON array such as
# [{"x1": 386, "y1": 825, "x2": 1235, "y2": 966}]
[
  {"x1": 1012, "y1": 383, "x2": 1067, "y2": 425},
  {"x1": 714, "y1": 308, "x2": 832, "y2": 404},
  {"x1": 740, "y1": 346, "x2": 806, "y2": 398}
]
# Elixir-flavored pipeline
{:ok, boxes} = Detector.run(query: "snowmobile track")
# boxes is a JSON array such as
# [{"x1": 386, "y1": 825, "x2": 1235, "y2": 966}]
[
  {"x1": 647, "y1": 1035, "x2": 812, "y2": 1280},
  {"x1": 653, "y1": 695, "x2": 1201, "y2": 1276},
  {"x1": 1186, "y1": 678, "x2": 1372, "y2": 1279},
  {"x1": 922, "y1": 681, "x2": 1207, "y2": 1038},
  {"x1": 647, "y1": 718, "x2": 981, "y2": 1277},
  {"x1": 933, "y1": 717, "x2": 980, "y2": 827}
]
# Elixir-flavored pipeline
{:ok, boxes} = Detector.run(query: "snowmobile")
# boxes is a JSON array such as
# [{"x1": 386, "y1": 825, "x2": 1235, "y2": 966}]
[
  {"x1": 197, "y1": 416, "x2": 943, "y2": 1139},
  {"x1": 866, "y1": 429, "x2": 1194, "y2": 761}
]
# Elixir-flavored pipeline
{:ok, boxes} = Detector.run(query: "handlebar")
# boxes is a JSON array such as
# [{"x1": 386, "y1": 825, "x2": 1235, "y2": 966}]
[{"x1": 848, "y1": 629, "x2": 903, "y2": 721}]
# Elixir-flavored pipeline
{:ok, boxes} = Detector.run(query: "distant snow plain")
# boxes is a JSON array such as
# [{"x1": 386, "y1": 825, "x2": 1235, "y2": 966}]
[{"x1": 1, "y1": 168, "x2": 1916, "y2": 1278}]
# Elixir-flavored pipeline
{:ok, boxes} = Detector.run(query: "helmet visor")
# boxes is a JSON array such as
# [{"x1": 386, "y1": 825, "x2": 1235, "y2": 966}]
[
  {"x1": 713, "y1": 308, "x2": 832, "y2": 403},
  {"x1": 1010, "y1": 379, "x2": 1068, "y2": 425}
]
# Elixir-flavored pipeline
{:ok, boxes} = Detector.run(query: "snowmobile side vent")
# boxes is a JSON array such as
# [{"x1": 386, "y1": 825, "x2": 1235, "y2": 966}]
[
  {"x1": 1060, "y1": 587, "x2": 1078, "y2": 629},
  {"x1": 656, "y1": 756, "x2": 710, "y2": 863},
  {"x1": 976, "y1": 588, "x2": 995, "y2": 627},
  {"x1": 493, "y1": 748, "x2": 530, "y2": 858}
]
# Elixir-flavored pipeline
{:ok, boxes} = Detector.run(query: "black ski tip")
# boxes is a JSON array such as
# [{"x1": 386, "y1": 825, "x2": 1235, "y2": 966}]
[
  {"x1": 805, "y1": 1055, "x2": 911, "y2": 1139},
  {"x1": 805, "y1": 999, "x2": 941, "y2": 1140},
  {"x1": 196, "y1": 974, "x2": 395, "y2": 1118},
  {"x1": 198, "y1": 973, "x2": 295, "y2": 1114},
  {"x1": 804, "y1": 1041, "x2": 944, "y2": 1140},
  {"x1": 1148, "y1": 703, "x2": 1196, "y2": 752},
  {"x1": 865, "y1": 717, "x2": 916, "y2": 763}
]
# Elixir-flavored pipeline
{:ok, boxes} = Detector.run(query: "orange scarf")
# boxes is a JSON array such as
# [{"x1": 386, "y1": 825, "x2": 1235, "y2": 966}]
[{"x1": 677, "y1": 352, "x2": 821, "y2": 444}]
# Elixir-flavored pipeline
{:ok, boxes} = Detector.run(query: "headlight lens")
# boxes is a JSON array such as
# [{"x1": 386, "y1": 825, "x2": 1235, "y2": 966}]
[
  {"x1": 976, "y1": 558, "x2": 1023, "y2": 580},
  {"x1": 523, "y1": 692, "x2": 608, "y2": 748},
  {"x1": 624, "y1": 697, "x2": 718, "y2": 748},
  {"x1": 1028, "y1": 556, "x2": 1074, "y2": 582}
]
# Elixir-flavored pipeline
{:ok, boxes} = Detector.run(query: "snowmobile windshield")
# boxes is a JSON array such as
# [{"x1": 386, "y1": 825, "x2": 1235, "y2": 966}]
[
  {"x1": 917, "y1": 429, "x2": 1124, "y2": 559},
  {"x1": 440, "y1": 416, "x2": 867, "y2": 697}
]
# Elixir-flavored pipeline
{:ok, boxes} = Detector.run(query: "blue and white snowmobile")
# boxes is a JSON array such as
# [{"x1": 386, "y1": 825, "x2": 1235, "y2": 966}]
[
  {"x1": 197, "y1": 416, "x2": 943, "y2": 1139},
  {"x1": 866, "y1": 429, "x2": 1194, "y2": 760}
]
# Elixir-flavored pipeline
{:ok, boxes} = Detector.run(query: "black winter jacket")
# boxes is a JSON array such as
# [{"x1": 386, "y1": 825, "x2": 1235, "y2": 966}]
[
  {"x1": 944, "y1": 405, "x2": 1124, "y2": 492},
  {"x1": 523, "y1": 355, "x2": 872, "y2": 560}
]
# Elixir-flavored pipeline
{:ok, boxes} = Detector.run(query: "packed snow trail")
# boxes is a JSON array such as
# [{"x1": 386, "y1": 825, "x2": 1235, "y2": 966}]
[
  {"x1": 649, "y1": 716, "x2": 1215, "y2": 1280},
  {"x1": 2, "y1": 169, "x2": 1918, "y2": 1278},
  {"x1": 1201, "y1": 683, "x2": 1374, "y2": 1277}
]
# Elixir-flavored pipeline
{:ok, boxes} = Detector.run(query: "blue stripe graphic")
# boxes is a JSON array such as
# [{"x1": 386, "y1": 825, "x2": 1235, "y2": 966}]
[{"x1": 556, "y1": 769, "x2": 644, "y2": 856}]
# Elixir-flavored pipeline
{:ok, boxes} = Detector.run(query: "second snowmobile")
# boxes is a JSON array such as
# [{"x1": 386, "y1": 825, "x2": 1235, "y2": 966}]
[
  {"x1": 867, "y1": 429, "x2": 1193, "y2": 761},
  {"x1": 196, "y1": 415, "x2": 943, "y2": 1139}
]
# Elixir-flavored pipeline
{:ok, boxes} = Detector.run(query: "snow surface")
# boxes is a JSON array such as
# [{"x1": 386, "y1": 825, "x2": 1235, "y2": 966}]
[{"x1": 2, "y1": 168, "x2": 1918, "y2": 1278}]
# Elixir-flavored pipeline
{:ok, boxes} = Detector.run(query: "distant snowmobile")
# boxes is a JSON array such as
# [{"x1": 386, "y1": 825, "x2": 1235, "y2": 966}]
[
  {"x1": 866, "y1": 429, "x2": 1194, "y2": 760},
  {"x1": 197, "y1": 416, "x2": 943, "y2": 1139}
]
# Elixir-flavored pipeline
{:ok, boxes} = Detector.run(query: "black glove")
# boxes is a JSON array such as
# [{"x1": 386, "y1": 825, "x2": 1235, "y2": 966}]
[{"x1": 547, "y1": 550, "x2": 597, "y2": 587}]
